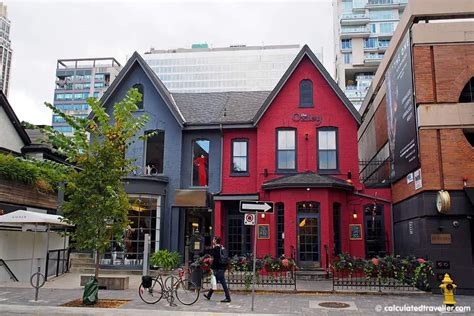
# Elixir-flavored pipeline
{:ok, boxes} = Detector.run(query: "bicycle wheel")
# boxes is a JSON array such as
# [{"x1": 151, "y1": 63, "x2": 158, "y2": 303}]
[
  {"x1": 175, "y1": 278, "x2": 200, "y2": 305},
  {"x1": 139, "y1": 278, "x2": 163, "y2": 304}
]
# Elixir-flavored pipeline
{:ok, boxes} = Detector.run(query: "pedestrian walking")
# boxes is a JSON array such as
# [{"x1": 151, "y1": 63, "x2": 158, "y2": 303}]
[{"x1": 203, "y1": 236, "x2": 231, "y2": 303}]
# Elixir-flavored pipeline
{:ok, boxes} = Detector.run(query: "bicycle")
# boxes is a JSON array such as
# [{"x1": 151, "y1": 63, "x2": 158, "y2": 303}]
[{"x1": 139, "y1": 267, "x2": 200, "y2": 306}]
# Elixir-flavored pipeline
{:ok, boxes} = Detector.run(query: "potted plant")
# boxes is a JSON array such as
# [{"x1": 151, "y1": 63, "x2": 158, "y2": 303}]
[{"x1": 150, "y1": 250, "x2": 181, "y2": 273}]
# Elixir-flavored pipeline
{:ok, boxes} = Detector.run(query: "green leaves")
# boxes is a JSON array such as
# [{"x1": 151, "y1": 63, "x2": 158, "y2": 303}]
[{"x1": 150, "y1": 250, "x2": 181, "y2": 270}]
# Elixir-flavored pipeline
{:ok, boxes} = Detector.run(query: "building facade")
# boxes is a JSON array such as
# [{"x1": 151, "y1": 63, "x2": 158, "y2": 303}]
[
  {"x1": 358, "y1": 0, "x2": 474, "y2": 293},
  {"x1": 53, "y1": 58, "x2": 121, "y2": 135},
  {"x1": 142, "y1": 44, "x2": 302, "y2": 93},
  {"x1": 334, "y1": 0, "x2": 407, "y2": 109},
  {"x1": 0, "y1": 3, "x2": 12, "y2": 96},
  {"x1": 96, "y1": 46, "x2": 391, "y2": 269}
]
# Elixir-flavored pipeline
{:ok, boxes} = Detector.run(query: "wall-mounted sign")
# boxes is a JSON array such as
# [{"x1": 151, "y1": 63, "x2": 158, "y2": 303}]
[
  {"x1": 258, "y1": 224, "x2": 270, "y2": 239},
  {"x1": 414, "y1": 169, "x2": 422, "y2": 190},
  {"x1": 292, "y1": 113, "x2": 322, "y2": 126},
  {"x1": 349, "y1": 224, "x2": 363, "y2": 240},
  {"x1": 244, "y1": 213, "x2": 256, "y2": 226},
  {"x1": 407, "y1": 173, "x2": 414, "y2": 184},
  {"x1": 408, "y1": 221, "x2": 414, "y2": 235},
  {"x1": 431, "y1": 233, "x2": 452, "y2": 245}
]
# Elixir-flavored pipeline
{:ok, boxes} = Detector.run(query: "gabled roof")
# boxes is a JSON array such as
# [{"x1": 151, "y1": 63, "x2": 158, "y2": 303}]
[
  {"x1": 253, "y1": 45, "x2": 361, "y2": 125},
  {"x1": 0, "y1": 91, "x2": 31, "y2": 145},
  {"x1": 173, "y1": 91, "x2": 270, "y2": 125},
  {"x1": 98, "y1": 52, "x2": 185, "y2": 126},
  {"x1": 262, "y1": 171, "x2": 353, "y2": 191}
]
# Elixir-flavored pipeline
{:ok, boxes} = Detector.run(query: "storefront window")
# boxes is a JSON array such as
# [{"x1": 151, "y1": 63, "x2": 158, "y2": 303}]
[
  {"x1": 144, "y1": 130, "x2": 164, "y2": 175},
  {"x1": 192, "y1": 139, "x2": 210, "y2": 186}
]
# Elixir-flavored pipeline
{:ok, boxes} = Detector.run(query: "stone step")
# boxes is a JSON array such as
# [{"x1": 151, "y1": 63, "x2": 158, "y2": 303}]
[
  {"x1": 70, "y1": 267, "x2": 147, "y2": 275},
  {"x1": 70, "y1": 262, "x2": 96, "y2": 269},
  {"x1": 69, "y1": 252, "x2": 93, "y2": 259},
  {"x1": 70, "y1": 258, "x2": 95, "y2": 265},
  {"x1": 296, "y1": 269, "x2": 331, "y2": 280}
]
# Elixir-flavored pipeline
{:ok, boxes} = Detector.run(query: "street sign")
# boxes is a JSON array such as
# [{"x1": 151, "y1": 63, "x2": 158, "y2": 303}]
[
  {"x1": 244, "y1": 213, "x2": 256, "y2": 225},
  {"x1": 240, "y1": 201, "x2": 274, "y2": 213}
]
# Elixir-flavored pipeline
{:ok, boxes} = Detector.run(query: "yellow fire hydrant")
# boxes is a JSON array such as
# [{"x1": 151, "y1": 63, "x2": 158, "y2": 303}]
[{"x1": 439, "y1": 273, "x2": 457, "y2": 307}]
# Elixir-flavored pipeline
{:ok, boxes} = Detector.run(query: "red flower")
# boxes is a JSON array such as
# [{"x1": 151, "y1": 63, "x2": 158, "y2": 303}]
[
  {"x1": 282, "y1": 259, "x2": 289, "y2": 267},
  {"x1": 417, "y1": 258, "x2": 425, "y2": 264},
  {"x1": 371, "y1": 258, "x2": 379, "y2": 266}
]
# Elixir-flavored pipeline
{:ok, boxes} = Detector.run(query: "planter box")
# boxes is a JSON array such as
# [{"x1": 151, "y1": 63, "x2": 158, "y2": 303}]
[
  {"x1": 80, "y1": 275, "x2": 129, "y2": 290},
  {"x1": 0, "y1": 179, "x2": 57, "y2": 210}
]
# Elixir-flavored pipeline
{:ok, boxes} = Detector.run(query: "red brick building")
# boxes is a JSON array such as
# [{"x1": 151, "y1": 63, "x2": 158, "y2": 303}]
[
  {"x1": 358, "y1": 0, "x2": 474, "y2": 293},
  {"x1": 214, "y1": 46, "x2": 392, "y2": 269}
]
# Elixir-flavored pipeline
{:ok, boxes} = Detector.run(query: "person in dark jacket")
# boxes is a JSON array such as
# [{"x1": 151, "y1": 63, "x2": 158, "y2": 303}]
[{"x1": 203, "y1": 236, "x2": 231, "y2": 303}]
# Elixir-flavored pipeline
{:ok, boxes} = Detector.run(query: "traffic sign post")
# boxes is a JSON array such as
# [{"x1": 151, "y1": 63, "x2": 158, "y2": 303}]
[{"x1": 239, "y1": 200, "x2": 274, "y2": 312}]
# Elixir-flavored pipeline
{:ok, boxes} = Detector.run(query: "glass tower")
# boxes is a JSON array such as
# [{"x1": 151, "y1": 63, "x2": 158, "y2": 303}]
[{"x1": 0, "y1": 3, "x2": 12, "y2": 96}]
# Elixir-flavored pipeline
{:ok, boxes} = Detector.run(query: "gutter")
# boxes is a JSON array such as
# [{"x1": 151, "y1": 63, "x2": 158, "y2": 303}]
[{"x1": 353, "y1": 191, "x2": 391, "y2": 203}]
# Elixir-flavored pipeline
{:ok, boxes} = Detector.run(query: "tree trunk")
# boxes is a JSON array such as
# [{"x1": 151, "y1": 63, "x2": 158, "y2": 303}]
[{"x1": 95, "y1": 250, "x2": 100, "y2": 278}]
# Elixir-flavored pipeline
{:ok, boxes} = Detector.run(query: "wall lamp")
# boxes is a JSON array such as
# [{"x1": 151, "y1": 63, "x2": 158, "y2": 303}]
[
  {"x1": 305, "y1": 133, "x2": 309, "y2": 140},
  {"x1": 352, "y1": 209, "x2": 358, "y2": 220}
]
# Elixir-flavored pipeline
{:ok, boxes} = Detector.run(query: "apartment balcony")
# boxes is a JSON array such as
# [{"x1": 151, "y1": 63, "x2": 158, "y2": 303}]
[
  {"x1": 340, "y1": 13, "x2": 370, "y2": 26},
  {"x1": 366, "y1": 0, "x2": 408, "y2": 9},
  {"x1": 364, "y1": 53, "x2": 384, "y2": 64},
  {"x1": 340, "y1": 26, "x2": 371, "y2": 39},
  {"x1": 345, "y1": 86, "x2": 367, "y2": 100}
]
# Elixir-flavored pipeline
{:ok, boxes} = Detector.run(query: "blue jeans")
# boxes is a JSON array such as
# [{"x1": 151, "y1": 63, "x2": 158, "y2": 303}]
[{"x1": 209, "y1": 269, "x2": 230, "y2": 300}]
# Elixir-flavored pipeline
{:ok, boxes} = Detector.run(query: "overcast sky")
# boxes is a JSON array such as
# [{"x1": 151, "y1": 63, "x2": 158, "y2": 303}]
[{"x1": 7, "y1": 0, "x2": 334, "y2": 125}]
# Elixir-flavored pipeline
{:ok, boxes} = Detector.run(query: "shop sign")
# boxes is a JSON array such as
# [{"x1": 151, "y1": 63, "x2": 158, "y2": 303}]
[
  {"x1": 431, "y1": 233, "x2": 451, "y2": 245},
  {"x1": 292, "y1": 113, "x2": 322, "y2": 125},
  {"x1": 349, "y1": 224, "x2": 363, "y2": 240},
  {"x1": 257, "y1": 224, "x2": 270, "y2": 239}
]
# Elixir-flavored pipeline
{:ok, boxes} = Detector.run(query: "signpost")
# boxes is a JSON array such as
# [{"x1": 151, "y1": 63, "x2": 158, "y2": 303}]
[{"x1": 239, "y1": 200, "x2": 274, "y2": 312}]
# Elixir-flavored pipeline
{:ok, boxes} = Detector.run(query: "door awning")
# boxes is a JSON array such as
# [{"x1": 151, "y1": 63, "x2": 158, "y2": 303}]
[
  {"x1": 174, "y1": 189, "x2": 208, "y2": 208},
  {"x1": 0, "y1": 210, "x2": 72, "y2": 227}
]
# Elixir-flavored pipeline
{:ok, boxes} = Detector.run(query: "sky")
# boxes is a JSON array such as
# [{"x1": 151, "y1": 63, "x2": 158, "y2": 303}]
[{"x1": 6, "y1": 0, "x2": 335, "y2": 125}]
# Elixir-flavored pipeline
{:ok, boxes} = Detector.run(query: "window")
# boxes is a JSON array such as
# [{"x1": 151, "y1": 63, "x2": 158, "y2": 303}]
[
  {"x1": 318, "y1": 128, "x2": 338, "y2": 171},
  {"x1": 276, "y1": 129, "x2": 296, "y2": 171},
  {"x1": 133, "y1": 83, "x2": 144, "y2": 109},
  {"x1": 52, "y1": 115, "x2": 66, "y2": 123},
  {"x1": 299, "y1": 80, "x2": 313, "y2": 107},
  {"x1": 276, "y1": 203, "x2": 285, "y2": 257},
  {"x1": 144, "y1": 130, "x2": 164, "y2": 175},
  {"x1": 192, "y1": 139, "x2": 210, "y2": 186},
  {"x1": 379, "y1": 22, "x2": 395, "y2": 33},
  {"x1": 369, "y1": 10, "x2": 394, "y2": 20},
  {"x1": 364, "y1": 38, "x2": 377, "y2": 48},
  {"x1": 459, "y1": 77, "x2": 474, "y2": 103},
  {"x1": 333, "y1": 203, "x2": 341, "y2": 256},
  {"x1": 341, "y1": 39, "x2": 352, "y2": 49},
  {"x1": 343, "y1": 53, "x2": 352, "y2": 64},
  {"x1": 53, "y1": 126, "x2": 73, "y2": 133},
  {"x1": 231, "y1": 139, "x2": 248, "y2": 175}
]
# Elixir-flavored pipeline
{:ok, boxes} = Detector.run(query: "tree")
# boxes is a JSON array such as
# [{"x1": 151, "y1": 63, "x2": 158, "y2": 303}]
[{"x1": 41, "y1": 88, "x2": 150, "y2": 278}]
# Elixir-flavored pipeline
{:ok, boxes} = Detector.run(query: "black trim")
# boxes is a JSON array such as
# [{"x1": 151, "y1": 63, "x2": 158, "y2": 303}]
[
  {"x1": 276, "y1": 128, "x2": 297, "y2": 173},
  {"x1": 230, "y1": 138, "x2": 249, "y2": 176},
  {"x1": 317, "y1": 127, "x2": 339, "y2": 173}
]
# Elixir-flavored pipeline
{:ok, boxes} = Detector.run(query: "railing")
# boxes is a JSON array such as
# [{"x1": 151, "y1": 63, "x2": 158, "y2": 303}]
[
  {"x1": 0, "y1": 259, "x2": 18, "y2": 282},
  {"x1": 45, "y1": 248, "x2": 70, "y2": 281},
  {"x1": 203, "y1": 268, "x2": 297, "y2": 291},
  {"x1": 365, "y1": 53, "x2": 384, "y2": 60},
  {"x1": 368, "y1": 0, "x2": 407, "y2": 5},
  {"x1": 341, "y1": 27, "x2": 370, "y2": 34},
  {"x1": 359, "y1": 159, "x2": 391, "y2": 186},
  {"x1": 332, "y1": 269, "x2": 418, "y2": 292},
  {"x1": 340, "y1": 13, "x2": 369, "y2": 20}
]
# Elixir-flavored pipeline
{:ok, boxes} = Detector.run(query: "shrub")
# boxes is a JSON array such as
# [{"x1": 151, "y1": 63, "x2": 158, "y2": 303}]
[{"x1": 150, "y1": 250, "x2": 181, "y2": 271}]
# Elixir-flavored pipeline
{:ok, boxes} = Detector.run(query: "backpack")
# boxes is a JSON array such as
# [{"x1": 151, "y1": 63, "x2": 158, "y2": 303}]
[{"x1": 219, "y1": 246, "x2": 230, "y2": 266}]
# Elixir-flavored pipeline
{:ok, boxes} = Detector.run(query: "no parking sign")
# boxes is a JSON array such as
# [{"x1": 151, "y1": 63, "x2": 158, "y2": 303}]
[{"x1": 244, "y1": 213, "x2": 256, "y2": 225}]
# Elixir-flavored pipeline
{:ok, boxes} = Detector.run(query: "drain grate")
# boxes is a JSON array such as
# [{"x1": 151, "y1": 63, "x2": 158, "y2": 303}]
[{"x1": 318, "y1": 302, "x2": 351, "y2": 309}]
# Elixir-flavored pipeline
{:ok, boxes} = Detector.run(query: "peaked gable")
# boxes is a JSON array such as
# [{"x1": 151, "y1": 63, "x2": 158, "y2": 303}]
[
  {"x1": 253, "y1": 45, "x2": 361, "y2": 125},
  {"x1": 0, "y1": 91, "x2": 30, "y2": 152},
  {"x1": 98, "y1": 51, "x2": 185, "y2": 126}
]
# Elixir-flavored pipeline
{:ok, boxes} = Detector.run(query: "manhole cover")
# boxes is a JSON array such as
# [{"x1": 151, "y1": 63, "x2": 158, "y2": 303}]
[{"x1": 318, "y1": 302, "x2": 350, "y2": 309}]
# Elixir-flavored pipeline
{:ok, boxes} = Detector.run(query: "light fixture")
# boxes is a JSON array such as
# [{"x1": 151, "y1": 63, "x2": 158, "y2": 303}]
[
  {"x1": 305, "y1": 133, "x2": 309, "y2": 140},
  {"x1": 306, "y1": 187, "x2": 310, "y2": 191},
  {"x1": 352, "y1": 209, "x2": 358, "y2": 219},
  {"x1": 192, "y1": 222, "x2": 199, "y2": 228},
  {"x1": 261, "y1": 213, "x2": 266, "y2": 219}
]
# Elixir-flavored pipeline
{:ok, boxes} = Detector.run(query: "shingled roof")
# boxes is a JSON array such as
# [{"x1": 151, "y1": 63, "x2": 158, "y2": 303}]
[
  {"x1": 262, "y1": 172, "x2": 353, "y2": 190},
  {"x1": 173, "y1": 91, "x2": 271, "y2": 125}
]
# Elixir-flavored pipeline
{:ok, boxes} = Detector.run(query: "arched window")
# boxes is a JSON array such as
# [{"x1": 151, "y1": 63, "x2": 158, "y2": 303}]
[
  {"x1": 459, "y1": 77, "x2": 474, "y2": 103},
  {"x1": 133, "y1": 83, "x2": 144, "y2": 109},
  {"x1": 299, "y1": 79, "x2": 313, "y2": 107}
]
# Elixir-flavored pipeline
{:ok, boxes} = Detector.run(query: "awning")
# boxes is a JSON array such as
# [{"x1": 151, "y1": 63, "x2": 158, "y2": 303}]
[
  {"x1": 174, "y1": 189, "x2": 208, "y2": 208},
  {"x1": 0, "y1": 210, "x2": 72, "y2": 227},
  {"x1": 465, "y1": 187, "x2": 474, "y2": 205}
]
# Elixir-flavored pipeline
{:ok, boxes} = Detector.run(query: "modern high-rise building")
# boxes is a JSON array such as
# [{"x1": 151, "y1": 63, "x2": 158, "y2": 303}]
[
  {"x1": 334, "y1": 0, "x2": 407, "y2": 109},
  {"x1": 0, "y1": 3, "x2": 12, "y2": 96},
  {"x1": 142, "y1": 44, "x2": 303, "y2": 93},
  {"x1": 52, "y1": 58, "x2": 121, "y2": 134}
]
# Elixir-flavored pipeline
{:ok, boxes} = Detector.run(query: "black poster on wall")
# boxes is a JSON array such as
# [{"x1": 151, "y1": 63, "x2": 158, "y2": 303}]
[{"x1": 385, "y1": 32, "x2": 420, "y2": 182}]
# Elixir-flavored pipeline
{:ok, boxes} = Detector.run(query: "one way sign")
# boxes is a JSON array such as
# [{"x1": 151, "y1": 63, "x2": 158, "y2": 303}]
[{"x1": 240, "y1": 201, "x2": 274, "y2": 214}]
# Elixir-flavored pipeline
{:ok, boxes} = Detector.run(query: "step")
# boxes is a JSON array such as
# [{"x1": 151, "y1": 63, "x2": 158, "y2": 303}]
[
  {"x1": 69, "y1": 252, "x2": 93, "y2": 259},
  {"x1": 70, "y1": 263, "x2": 96, "y2": 269},
  {"x1": 70, "y1": 268, "x2": 146, "y2": 275},
  {"x1": 70, "y1": 258, "x2": 95, "y2": 265},
  {"x1": 296, "y1": 269, "x2": 331, "y2": 280}
]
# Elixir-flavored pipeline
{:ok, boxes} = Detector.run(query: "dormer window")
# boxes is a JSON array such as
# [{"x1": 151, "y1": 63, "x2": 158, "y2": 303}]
[{"x1": 299, "y1": 79, "x2": 313, "y2": 108}]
